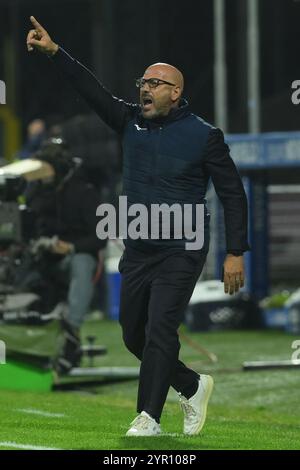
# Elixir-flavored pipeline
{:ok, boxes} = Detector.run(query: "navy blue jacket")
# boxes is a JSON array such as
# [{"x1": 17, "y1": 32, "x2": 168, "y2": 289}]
[{"x1": 51, "y1": 47, "x2": 250, "y2": 254}]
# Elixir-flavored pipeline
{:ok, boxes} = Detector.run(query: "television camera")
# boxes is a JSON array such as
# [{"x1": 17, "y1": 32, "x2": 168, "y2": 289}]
[{"x1": 0, "y1": 158, "x2": 60, "y2": 318}]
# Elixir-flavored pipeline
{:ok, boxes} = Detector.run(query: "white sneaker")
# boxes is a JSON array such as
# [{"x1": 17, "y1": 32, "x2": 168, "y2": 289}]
[
  {"x1": 179, "y1": 375, "x2": 214, "y2": 435},
  {"x1": 126, "y1": 411, "x2": 161, "y2": 437}
]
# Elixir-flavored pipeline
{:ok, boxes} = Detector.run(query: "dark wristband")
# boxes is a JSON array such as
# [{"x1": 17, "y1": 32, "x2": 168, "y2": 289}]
[{"x1": 227, "y1": 250, "x2": 244, "y2": 256}]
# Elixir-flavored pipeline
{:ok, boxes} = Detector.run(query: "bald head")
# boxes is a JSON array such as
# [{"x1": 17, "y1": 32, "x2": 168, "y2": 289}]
[{"x1": 144, "y1": 63, "x2": 184, "y2": 95}]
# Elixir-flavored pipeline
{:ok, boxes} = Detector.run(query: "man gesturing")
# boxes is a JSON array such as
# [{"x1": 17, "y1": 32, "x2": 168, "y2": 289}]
[{"x1": 27, "y1": 16, "x2": 249, "y2": 436}]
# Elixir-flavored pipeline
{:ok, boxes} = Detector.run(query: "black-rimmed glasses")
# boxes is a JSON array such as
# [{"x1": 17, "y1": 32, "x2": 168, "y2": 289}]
[{"x1": 135, "y1": 77, "x2": 176, "y2": 89}]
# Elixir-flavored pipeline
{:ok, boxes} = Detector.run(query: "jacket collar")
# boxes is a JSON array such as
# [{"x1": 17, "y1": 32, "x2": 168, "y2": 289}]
[{"x1": 137, "y1": 98, "x2": 190, "y2": 128}]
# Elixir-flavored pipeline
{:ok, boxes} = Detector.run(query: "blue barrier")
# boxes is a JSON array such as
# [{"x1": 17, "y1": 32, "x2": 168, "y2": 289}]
[
  {"x1": 106, "y1": 257, "x2": 121, "y2": 321},
  {"x1": 226, "y1": 131, "x2": 300, "y2": 169}
]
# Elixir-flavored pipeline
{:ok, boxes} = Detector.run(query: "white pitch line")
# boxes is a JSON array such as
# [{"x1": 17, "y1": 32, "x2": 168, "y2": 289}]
[
  {"x1": 15, "y1": 408, "x2": 65, "y2": 418},
  {"x1": 0, "y1": 441, "x2": 61, "y2": 450}
]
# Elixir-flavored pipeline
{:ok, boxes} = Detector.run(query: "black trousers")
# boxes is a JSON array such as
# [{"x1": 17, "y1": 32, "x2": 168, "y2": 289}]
[{"x1": 118, "y1": 246, "x2": 207, "y2": 420}]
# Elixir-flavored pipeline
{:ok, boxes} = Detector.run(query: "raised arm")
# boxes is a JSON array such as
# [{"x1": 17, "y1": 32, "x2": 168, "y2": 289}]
[{"x1": 27, "y1": 16, "x2": 137, "y2": 134}]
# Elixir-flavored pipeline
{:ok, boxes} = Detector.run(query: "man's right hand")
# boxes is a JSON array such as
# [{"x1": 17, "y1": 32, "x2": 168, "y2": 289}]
[{"x1": 27, "y1": 16, "x2": 58, "y2": 56}]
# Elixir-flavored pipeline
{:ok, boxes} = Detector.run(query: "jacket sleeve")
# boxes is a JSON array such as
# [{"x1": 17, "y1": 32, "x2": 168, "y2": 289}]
[
  {"x1": 202, "y1": 128, "x2": 250, "y2": 254},
  {"x1": 50, "y1": 47, "x2": 138, "y2": 134}
]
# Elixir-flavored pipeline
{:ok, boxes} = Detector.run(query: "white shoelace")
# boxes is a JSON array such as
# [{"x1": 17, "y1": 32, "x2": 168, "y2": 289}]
[
  {"x1": 130, "y1": 414, "x2": 155, "y2": 430},
  {"x1": 179, "y1": 394, "x2": 197, "y2": 419}
]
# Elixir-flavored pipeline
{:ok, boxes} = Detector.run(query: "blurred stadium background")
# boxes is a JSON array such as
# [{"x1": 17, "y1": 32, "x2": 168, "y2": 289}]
[{"x1": 0, "y1": 0, "x2": 300, "y2": 451}]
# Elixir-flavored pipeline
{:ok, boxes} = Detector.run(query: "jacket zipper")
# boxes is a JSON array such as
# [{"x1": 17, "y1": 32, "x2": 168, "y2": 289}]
[{"x1": 153, "y1": 126, "x2": 162, "y2": 184}]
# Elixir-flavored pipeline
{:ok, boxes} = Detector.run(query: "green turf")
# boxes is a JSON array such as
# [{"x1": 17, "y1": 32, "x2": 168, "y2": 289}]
[{"x1": 0, "y1": 319, "x2": 300, "y2": 450}]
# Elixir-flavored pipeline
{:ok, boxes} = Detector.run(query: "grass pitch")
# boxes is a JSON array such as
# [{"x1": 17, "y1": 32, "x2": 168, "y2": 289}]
[{"x1": 0, "y1": 319, "x2": 299, "y2": 450}]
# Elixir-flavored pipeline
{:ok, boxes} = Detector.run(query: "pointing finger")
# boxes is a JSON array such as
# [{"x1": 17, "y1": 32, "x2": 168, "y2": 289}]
[{"x1": 30, "y1": 16, "x2": 46, "y2": 33}]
